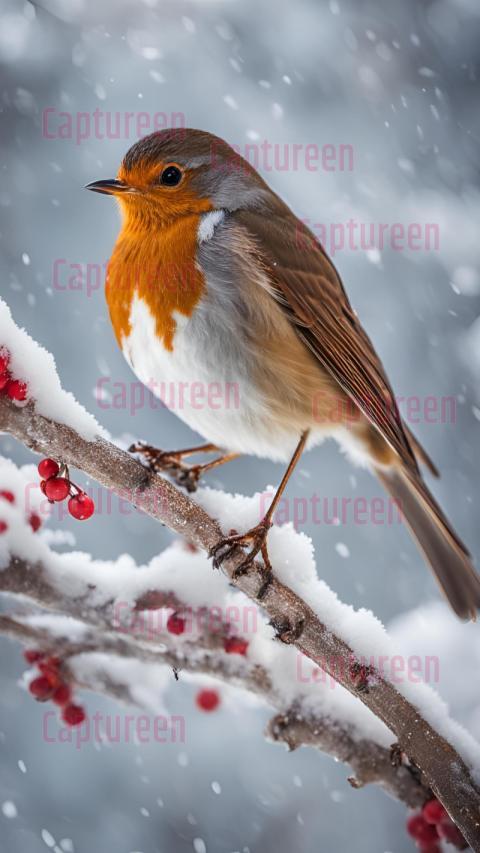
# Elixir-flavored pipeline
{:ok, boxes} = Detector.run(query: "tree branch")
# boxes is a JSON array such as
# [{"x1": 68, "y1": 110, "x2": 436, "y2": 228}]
[
  {"x1": 1, "y1": 393, "x2": 479, "y2": 847},
  {"x1": 0, "y1": 611, "x2": 426, "y2": 808}
]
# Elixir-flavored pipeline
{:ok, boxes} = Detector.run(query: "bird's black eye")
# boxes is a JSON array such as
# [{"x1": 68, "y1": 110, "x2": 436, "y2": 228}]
[{"x1": 160, "y1": 165, "x2": 183, "y2": 187}]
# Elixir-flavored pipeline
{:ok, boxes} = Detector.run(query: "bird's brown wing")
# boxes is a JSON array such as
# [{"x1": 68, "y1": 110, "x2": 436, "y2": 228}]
[
  {"x1": 235, "y1": 207, "x2": 420, "y2": 475},
  {"x1": 233, "y1": 208, "x2": 480, "y2": 616}
]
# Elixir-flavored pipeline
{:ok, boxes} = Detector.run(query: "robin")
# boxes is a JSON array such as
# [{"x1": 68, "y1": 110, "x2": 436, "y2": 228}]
[{"x1": 86, "y1": 128, "x2": 480, "y2": 620}]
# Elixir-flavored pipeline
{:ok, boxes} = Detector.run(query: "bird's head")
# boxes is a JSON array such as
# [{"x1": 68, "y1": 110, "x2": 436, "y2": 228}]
[{"x1": 86, "y1": 128, "x2": 270, "y2": 227}]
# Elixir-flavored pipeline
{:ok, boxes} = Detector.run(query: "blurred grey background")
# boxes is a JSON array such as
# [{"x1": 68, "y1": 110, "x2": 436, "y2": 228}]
[{"x1": 0, "y1": 0, "x2": 480, "y2": 850}]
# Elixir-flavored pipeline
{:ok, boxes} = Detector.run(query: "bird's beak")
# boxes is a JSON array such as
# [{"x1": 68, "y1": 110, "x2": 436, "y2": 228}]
[{"x1": 84, "y1": 179, "x2": 132, "y2": 195}]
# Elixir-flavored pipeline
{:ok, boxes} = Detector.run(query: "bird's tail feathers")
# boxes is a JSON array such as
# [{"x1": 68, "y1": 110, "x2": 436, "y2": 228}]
[{"x1": 376, "y1": 466, "x2": 480, "y2": 620}]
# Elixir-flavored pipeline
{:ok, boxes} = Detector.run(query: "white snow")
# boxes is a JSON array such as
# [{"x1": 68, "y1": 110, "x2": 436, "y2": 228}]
[
  {"x1": 182, "y1": 16, "x2": 196, "y2": 33},
  {"x1": 41, "y1": 829, "x2": 56, "y2": 848},
  {"x1": 460, "y1": 315, "x2": 480, "y2": 376},
  {"x1": 388, "y1": 602, "x2": 480, "y2": 743},
  {"x1": 335, "y1": 542, "x2": 350, "y2": 559},
  {"x1": 0, "y1": 299, "x2": 105, "y2": 440},
  {"x1": 223, "y1": 95, "x2": 239, "y2": 111},
  {"x1": 149, "y1": 70, "x2": 165, "y2": 84},
  {"x1": 1, "y1": 449, "x2": 479, "y2": 774},
  {"x1": 1, "y1": 801, "x2": 17, "y2": 818},
  {"x1": 452, "y1": 266, "x2": 480, "y2": 296},
  {"x1": 194, "y1": 485, "x2": 480, "y2": 769}
]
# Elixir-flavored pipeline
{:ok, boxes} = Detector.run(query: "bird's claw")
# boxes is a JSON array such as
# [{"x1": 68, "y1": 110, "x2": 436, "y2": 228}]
[
  {"x1": 209, "y1": 535, "x2": 242, "y2": 572},
  {"x1": 128, "y1": 442, "x2": 174, "y2": 469},
  {"x1": 128, "y1": 443, "x2": 202, "y2": 492},
  {"x1": 175, "y1": 465, "x2": 202, "y2": 493},
  {"x1": 209, "y1": 522, "x2": 274, "y2": 599}
]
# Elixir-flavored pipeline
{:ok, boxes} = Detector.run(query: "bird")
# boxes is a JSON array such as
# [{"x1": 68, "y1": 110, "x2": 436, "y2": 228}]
[{"x1": 86, "y1": 127, "x2": 480, "y2": 620}]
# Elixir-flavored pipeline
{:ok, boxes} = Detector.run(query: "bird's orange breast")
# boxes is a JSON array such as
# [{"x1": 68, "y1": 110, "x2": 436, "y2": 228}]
[{"x1": 106, "y1": 211, "x2": 209, "y2": 352}]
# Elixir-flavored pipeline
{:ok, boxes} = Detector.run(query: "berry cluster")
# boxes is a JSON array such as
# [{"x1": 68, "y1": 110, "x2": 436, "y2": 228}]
[
  {"x1": 25, "y1": 649, "x2": 86, "y2": 727},
  {"x1": 38, "y1": 458, "x2": 95, "y2": 521},
  {"x1": 0, "y1": 348, "x2": 29, "y2": 402},
  {"x1": 407, "y1": 798, "x2": 468, "y2": 850},
  {"x1": 0, "y1": 486, "x2": 41, "y2": 535}
]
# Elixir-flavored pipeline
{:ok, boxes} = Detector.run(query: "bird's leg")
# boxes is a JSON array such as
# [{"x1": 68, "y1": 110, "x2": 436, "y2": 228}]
[
  {"x1": 128, "y1": 442, "x2": 239, "y2": 492},
  {"x1": 210, "y1": 431, "x2": 310, "y2": 602},
  {"x1": 177, "y1": 451, "x2": 240, "y2": 492},
  {"x1": 129, "y1": 441, "x2": 220, "y2": 463}
]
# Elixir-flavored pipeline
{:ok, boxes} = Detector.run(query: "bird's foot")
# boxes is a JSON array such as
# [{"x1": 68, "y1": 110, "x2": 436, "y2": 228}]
[
  {"x1": 209, "y1": 521, "x2": 274, "y2": 600},
  {"x1": 128, "y1": 442, "x2": 204, "y2": 492}
]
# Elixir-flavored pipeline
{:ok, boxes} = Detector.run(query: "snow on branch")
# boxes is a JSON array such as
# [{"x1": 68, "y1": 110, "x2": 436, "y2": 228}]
[
  {"x1": 0, "y1": 606, "x2": 425, "y2": 808},
  {"x1": 0, "y1": 299, "x2": 479, "y2": 846},
  {"x1": 0, "y1": 531, "x2": 424, "y2": 806}
]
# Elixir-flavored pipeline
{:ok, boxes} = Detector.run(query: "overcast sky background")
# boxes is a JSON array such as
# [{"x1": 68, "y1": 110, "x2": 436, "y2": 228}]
[{"x1": 1, "y1": 0, "x2": 480, "y2": 851}]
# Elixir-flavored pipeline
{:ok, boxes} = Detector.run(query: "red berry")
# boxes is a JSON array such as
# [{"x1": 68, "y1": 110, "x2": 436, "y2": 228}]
[
  {"x1": 29, "y1": 676, "x2": 53, "y2": 700},
  {"x1": 29, "y1": 512, "x2": 42, "y2": 532},
  {"x1": 0, "y1": 349, "x2": 10, "y2": 374},
  {"x1": 0, "y1": 521, "x2": 8, "y2": 534},
  {"x1": 0, "y1": 371, "x2": 10, "y2": 391},
  {"x1": 38, "y1": 458, "x2": 60, "y2": 479},
  {"x1": 422, "y1": 799, "x2": 448, "y2": 825},
  {"x1": 41, "y1": 670, "x2": 60, "y2": 689},
  {"x1": 0, "y1": 490, "x2": 15, "y2": 503},
  {"x1": 416, "y1": 843, "x2": 441, "y2": 853},
  {"x1": 224, "y1": 637, "x2": 249, "y2": 655},
  {"x1": 6, "y1": 379, "x2": 28, "y2": 401},
  {"x1": 23, "y1": 649, "x2": 44, "y2": 664},
  {"x1": 44, "y1": 477, "x2": 70, "y2": 502},
  {"x1": 38, "y1": 657, "x2": 61, "y2": 687},
  {"x1": 406, "y1": 814, "x2": 438, "y2": 843},
  {"x1": 52, "y1": 684, "x2": 72, "y2": 706},
  {"x1": 195, "y1": 689, "x2": 220, "y2": 712},
  {"x1": 38, "y1": 656, "x2": 61, "y2": 673},
  {"x1": 67, "y1": 493, "x2": 95, "y2": 520},
  {"x1": 437, "y1": 818, "x2": 468, "y2": 848},
  {"x1": 167, "y1": 613, "x2": 186, "y2": 635},
  {"x1": 62, "y1": 703, "x2": 86, "y2": 726}
]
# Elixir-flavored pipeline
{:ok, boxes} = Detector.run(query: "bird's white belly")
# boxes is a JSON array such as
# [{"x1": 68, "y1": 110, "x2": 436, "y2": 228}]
[{"x1": 122, "y1": 294, "x2": 306, "y2": 460}]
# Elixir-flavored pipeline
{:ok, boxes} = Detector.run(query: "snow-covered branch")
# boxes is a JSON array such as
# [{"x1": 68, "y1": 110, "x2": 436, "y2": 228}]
[
  {"x1": 0, "y1": 299, "x2": 479, "y2": 847},
  {"x1": 1, "y1": 398, "x2": 479, "y2": 845},
  {"x1": 0, "y1": 607, "x2": 426, "y2": 809}
]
